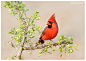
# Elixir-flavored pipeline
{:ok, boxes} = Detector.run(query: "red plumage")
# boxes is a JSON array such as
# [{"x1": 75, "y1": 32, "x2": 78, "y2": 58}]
[{"x1": 35, "y1": 13, "x2": 59, "y2": 47}]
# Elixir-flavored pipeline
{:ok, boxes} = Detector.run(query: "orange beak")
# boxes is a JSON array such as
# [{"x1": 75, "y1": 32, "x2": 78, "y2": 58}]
[{"x1": 46, "y1": 22, "x2": 51, "y2": 25}]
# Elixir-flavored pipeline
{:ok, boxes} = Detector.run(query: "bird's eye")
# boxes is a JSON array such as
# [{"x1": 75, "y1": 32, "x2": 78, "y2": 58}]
[
  {"x1": 49, "y1": 22, "x2": 53, "y2": 24},
  {"x1": 48, "y1": 21, "x2": 53, "y2": 24}
]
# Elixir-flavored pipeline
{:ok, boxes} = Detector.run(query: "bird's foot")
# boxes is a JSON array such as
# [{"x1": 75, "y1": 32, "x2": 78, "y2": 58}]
[{"x1": 50, "y1": 40, "x2": 57, "y2": 47}]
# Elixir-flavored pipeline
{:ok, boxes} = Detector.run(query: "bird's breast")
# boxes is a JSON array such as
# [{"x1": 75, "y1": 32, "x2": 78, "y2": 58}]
[{"x1": 43, "y1": 27, "x2": 58, "y2": 40}]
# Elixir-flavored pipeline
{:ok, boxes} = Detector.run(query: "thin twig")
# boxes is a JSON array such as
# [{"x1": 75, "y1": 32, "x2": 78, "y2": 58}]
[{"x1": 10, "y1": 40, "x2": 18, "y2": 50}]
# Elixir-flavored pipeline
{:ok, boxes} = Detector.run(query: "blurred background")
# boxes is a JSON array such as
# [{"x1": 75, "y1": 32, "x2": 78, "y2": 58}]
[{"x1": 1, "y1": 1, "x2": 85, "y2": 60}]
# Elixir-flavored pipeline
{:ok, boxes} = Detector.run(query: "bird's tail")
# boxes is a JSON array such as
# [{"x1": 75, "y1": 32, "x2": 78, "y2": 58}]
[{"x1": 35, "y1": 43, "x2": 38, "y2": 47}]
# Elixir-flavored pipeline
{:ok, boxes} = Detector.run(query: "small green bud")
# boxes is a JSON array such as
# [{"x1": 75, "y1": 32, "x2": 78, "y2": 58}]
[
  {"x1": 8, "y1": 42, "x2": 12, "y2": 45},
  {"x1": 77, "y1": 43, "x2": 79, "y2": 46},
  {"x1": 68, "y1": 53, "x2": 70, "y2": 57},
  {"x1": 74, "y1": 45, "x2": 77, "y2": 47},
  {"x1": 28, "y1": 52, "x2": 31, "y2": 55},
  {"x1": 45, "y1": 41, "x2": 47, "y2": 43}
]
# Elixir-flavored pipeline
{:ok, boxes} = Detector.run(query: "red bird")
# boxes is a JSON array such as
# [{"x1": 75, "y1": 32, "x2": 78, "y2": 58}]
[{"x1": 35, "y1": 13, "x2": 59, "y2": 47}]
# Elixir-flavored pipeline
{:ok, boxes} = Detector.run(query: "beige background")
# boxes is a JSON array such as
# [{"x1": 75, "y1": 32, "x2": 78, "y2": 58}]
[{"x1": 1, "y1": 1, "x2": 85, "y2": 60}]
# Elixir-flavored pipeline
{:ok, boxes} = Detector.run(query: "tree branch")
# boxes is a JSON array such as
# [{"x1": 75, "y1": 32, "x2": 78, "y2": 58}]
[
  {"x1": 10, "y1": 39, "x2": 19, "y2": 50},
  {"x1": 22, "y1": 41, "x2": 71, "y2": 50},
  {"x1": 16, "y1": 7, "x2": 29, "y2": 59}
]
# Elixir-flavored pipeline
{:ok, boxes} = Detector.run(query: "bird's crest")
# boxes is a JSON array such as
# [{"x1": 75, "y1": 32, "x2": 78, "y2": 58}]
[{"x1": 48, "y1": 13, "x2": 55, "y2": 22}]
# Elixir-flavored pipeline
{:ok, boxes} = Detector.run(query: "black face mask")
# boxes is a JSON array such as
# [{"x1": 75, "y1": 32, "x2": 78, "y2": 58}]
[{"x1": 48, "y1": 21, "x2": 53, "y2": 28}]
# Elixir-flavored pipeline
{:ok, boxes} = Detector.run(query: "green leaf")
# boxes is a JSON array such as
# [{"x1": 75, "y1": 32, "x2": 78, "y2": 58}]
[
  {"x1": 16, "y1": 41, "x2": 20, "y2": 45},
  {"x1": 13, "y1": 27, "x2": 15, "y2": 30},
  {"x1": 12, "y1": 13, "x2": 15, "y2": 16},
  {"x1": 77, "y1": 43, "x2": 79, "y2": 46},
  {"x1": 75, "y1": 47, "x2": 78, "y2": 50},
  {"x1": 52, "y1": 48, "x2": 56, "y2": 51},
  {"x1": 68, "y1": 53, "x2": 70, "y2": 57},
  {"x1": 71, "y1": 37, "x2": 74, "y2": 41},
  {"x1": 27, "y1": 30, "x2": 30, "y2": 33},
  {"x1": 33, "y1": 32, "x2": 35, "y2": 34},
  {"x1": 70, "y1": 49, "x2": 73, "y2": 53},
  {"x1": 39, "y1": 51, "x2": 42, "y2": 53},
  {"x1": 35, "y1": 11, "x2": 39, "y2": 16},
  {"x1": 57, "y1": 41, "x2": 60, "y2": 44},
  {"x1": 59, "y1": 47, "x2": 62, "y2": 52},
  {"x1": 28, "y1": 21, "x2": 31, "y2": 25},
  {"x1": 20, "y1": 21, "x2": 23, "y2": 23},
  {"x1": 16, "y1": 29, "x2": 21, "y2": 32},
  {"x1": 62, "y1": 45, "x2": 65, "y2": 48},
  {"x1": 59, "y1": 36, "x2": 62, "y2": 40},
  {"x1": 45, "y1": 53, "x2": 46, "y2": 55},
  {"x1": 30, "y1": 35, "x2": 34, "y2": 38},
  {"x1": 32, "y1": 19, "x2": 34, "y2": 23},
  {"x1": 9, "y1": 5, "x2": 13, "y2": 8},
  {"x1": 26, "y1": 9, "x2": 29, "y2": 11},
  {"x1": 37, "y1": 41, "x2": 39, "y2": 45},
  {"x1": 64, "y1": 38, "x2": 67, "y2": 41},
  {"x1": 25, "y1": 6, "x2": 27, "y2": 9},
  {"x1": 19, "y1": 24, "x2": 23, "y2": 28},
  {"x1": 11, "y1": 56, "x2": 14, "y2": 60},
  {"x1": 25, "y1": 39, "x2": 31, "y2": 42},
  {"x1": 11, "y1": 54, "x2": 14, "y2": 57},
  {"x1": 10, "y1": 47, "x2": 12, "y2": 50},
  {"x1": 45, "y1": 41, "x2": 47, "y2": 43},
  {"x1": 7, "y1": 58, "x2": 10, "y2": 60},
  {"x1": 38, "y1": 54, "x2": 42, "y2": 57},
  {"x1": 74, "y1": 45, "x2": 77, "y2": 47},
  {"x1": 48, "y1": 52, "x2": 52, "y2": 54},
  {"x1": 70, "y1": 41, "x2": 73, "y2": 44},
  {"x1": 21, "y1": 56, "x2": 24, "y2": 60},
  {"x1": 67, "y1": 37, "x2": 71, "y2": 41},
  {"x1": 60, "y1": 54, "x2": 62, "y2": 57},
  {"x1": 8, "y1": 42, "x2": 12, "y2": 45},
  {"x1": 36, "y1": 16, "x2": 40, "y2": 20},
  {"x1": 28, "y1": 51, "x2": 31, "y2": 55},
  {"x1": 9, "y1": 11, "x2": 13, "y2": 14},
  {"x1": 21, "y1": 47, "x2": 22, "y2": 50},
  {"x1": 23, "y1": 2, "x2": 25, "y2": 5},
  {"x1": 25, "y1": 13, "x2": 26, "y2": 17},
  {"x1": 67, "y1": 45, "x2": 72, "y2": 48},
  {"x1": 31, "y1": 14, "x2": 35, "y2": 18},
  {"x1": 23, "y1": 47, "x2": 26, "y2": 50}
]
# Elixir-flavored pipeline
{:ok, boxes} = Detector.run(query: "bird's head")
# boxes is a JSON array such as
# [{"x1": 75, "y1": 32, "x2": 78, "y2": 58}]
[{"x1": 46, "y1": 13, "x2": 57, "y2": 28}]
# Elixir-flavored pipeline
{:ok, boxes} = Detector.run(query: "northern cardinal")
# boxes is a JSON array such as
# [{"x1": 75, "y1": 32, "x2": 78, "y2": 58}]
[{"x1": 35, "y1": 13, "x2": 59, "y2": 47}]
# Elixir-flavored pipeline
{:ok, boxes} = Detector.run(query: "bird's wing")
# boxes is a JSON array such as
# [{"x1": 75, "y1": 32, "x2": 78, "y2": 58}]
[{"x1": 39, "y1": 26, "x2": 48, "y2": 39}]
